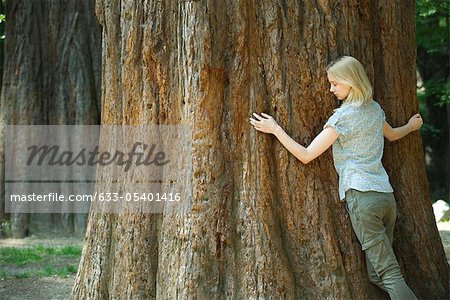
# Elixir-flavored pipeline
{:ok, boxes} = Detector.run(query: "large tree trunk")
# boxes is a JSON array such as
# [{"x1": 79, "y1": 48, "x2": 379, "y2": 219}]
[
  {"x1": 72, "y1": 1, "x2": 448, "y2": 299},
  {"x1": 0, "y1": 0, "x2": 101, "y2": 238}
]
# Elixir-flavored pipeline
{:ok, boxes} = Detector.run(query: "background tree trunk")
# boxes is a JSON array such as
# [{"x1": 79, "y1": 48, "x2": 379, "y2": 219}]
[
  {"x1": 0, "y1": 0, "x2": 101, "y2": 238},
  {"x1": 0, "y1": 1, "x2": 5, "y2": 94},
  {"x1": 417, "y1": 48, "x2": 449, "y2": 202},
  {"x1": 416, "y1": 0, "x2": 449, "y2": 204},
  {"x1": 72, "y1": 1, "x2": 448, "y2": 299}
]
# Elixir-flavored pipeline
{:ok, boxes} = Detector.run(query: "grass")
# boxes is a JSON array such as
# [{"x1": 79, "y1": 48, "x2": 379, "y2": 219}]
[
  {"x1": 0, "y1": 245, "x2": 81, "y2": 265},
  {"x1": 10, "y1": 265, "x2": 78, "y2": 279},
  {"x1": 0, "y1": 245, "x2": 81, "y2": 279},
  {"x1": 0, "y1": 247, "x2": 42, "y2": 265}
]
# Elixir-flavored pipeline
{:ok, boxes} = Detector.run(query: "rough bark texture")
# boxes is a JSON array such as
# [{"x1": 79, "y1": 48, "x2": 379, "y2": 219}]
[
  {"x1": 0, "y1": 1, "x2": 5, "y2": 94},
  {"x1": 72, "y1": 1, "x2": 448, "y2": 299},
  {"x1": 0, "y1": 0, "x2": 101, "y2": 237}
]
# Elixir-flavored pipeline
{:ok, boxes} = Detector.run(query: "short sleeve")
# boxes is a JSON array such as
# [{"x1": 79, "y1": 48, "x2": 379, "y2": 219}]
[
  {"x1": 323, "y1": 111, "x2": 351, "y2": 136},
  {"x1": 381, "y1": 109, "x2": 386, "y2": 122}
]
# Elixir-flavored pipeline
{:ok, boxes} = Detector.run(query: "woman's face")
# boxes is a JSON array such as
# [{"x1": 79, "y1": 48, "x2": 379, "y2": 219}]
[{"x1": 327, "y1": 74, "x2": 351, "y2": 100}]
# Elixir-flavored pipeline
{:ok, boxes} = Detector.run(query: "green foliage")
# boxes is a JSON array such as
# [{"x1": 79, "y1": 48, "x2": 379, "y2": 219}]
[
  {"x1": 0, "y1": 220, "x2": 12, "y2": 237},
  {"x1": 0, "y1": 245, "x2": 82, "y2": 265},
  {"x1": 3, "y1": 265, "x2": 78, "y2": 279},
  {"x1": 417, "y1": 89, "x2": 442, "y2": 137},
  {"x1": 0, "y1": 247, "x2": 42, "y2": 265},
  {"x1": 416, "y1": 0, "x2": 449, "y2": 104},
  {"x1": 416, "y1": 0, "x2": 449, "y2": 202},
  {"x1": 0, "y1": 245, "x2": 81, "y2": 279},
  {"x1": 426, "y1": 80, "x2": 450, "y2": 106},
  {"x1": 57, "y1": 245, "x2": 82, "y2": 256},
  {"x1": 0, "y1": 6, "x2": 3, "y2": 40},
  {"x1": 0, "y1": 14, "x2": 4, "y2": 39},
  {"x1": 416, "y1": 0, "x2": 449, "y2": 131},
  {"x1": 416, "y1": 0, "x2": 449, "y2": 55}
]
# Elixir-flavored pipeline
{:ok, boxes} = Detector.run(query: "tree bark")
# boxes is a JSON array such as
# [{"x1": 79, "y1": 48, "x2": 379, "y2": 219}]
[
  {"x1": 0, "y1": 0, "x2": 101, "y2": 237},
  {"x1": 0, "y1": 1, "x2": 5, "y2": 94},
  {"x1": 72, "y1": 1, "x2": 448, "y2": 299}
]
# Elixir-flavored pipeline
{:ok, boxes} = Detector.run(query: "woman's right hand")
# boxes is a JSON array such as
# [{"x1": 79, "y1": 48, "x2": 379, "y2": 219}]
[{"x1": 249, "y1": 113, "x2": 281, "y2": 135}]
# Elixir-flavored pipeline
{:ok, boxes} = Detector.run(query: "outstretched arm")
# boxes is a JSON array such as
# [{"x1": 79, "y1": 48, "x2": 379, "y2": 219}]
[
  {"x1": 383, "y1": 113, "x2": 423, "y2": 142},
  {"x1": 249, "y1": 113, "x2": 339, "y2": 164}
]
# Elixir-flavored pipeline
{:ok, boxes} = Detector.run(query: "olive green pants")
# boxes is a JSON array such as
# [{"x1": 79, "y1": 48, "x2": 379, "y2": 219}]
[{"x1": 345, "y1": 189, "x2": 417, "y2": 300}]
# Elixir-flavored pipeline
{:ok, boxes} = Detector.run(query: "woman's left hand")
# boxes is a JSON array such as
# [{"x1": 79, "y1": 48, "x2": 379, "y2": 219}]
[
  {"x1": 407, "y1": 113, "x2": 423, "y2": 131},
  {"x1": 249, "y1": 113, "x2": 280, "y2": 134}
]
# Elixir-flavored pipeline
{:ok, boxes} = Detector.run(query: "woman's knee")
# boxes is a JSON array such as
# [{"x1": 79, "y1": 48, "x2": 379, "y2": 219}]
[{"x1": 368, "y1": 271, "x2": 383, "y2": 286}]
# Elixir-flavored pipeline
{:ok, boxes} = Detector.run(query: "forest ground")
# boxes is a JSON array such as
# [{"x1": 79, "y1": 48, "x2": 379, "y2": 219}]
[{"x1": 0, "y1": 224, "x2": 449, "y2": 300}]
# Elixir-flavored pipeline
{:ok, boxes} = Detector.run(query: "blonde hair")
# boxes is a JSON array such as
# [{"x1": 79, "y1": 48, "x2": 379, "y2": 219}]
[{"x1": 326, "y1": 56, "x2": 373, "y2": 106}]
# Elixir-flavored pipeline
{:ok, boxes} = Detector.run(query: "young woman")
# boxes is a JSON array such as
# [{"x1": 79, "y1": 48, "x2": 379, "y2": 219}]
[{"x1": 249, "y1": 56, "x2": 422, "y2": 299}]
